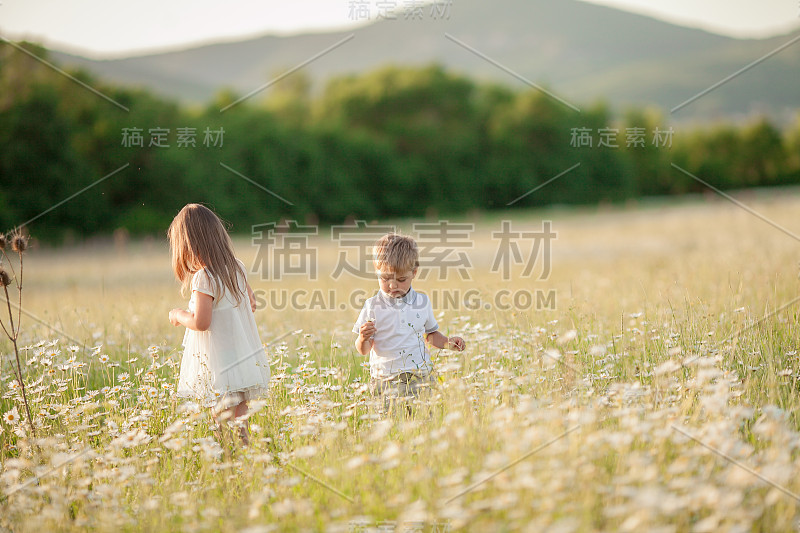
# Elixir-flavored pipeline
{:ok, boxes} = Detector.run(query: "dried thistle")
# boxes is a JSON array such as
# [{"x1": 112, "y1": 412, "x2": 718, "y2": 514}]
[
  {"x1": 0, "y1": 233, "x2": 6, "y2": 250},
  {"x1": 10, "y1": 230, "x2": 28, "y2": 253},
  {"x1": 0, "y1": 228, "x2": 35, "y2": 437}
]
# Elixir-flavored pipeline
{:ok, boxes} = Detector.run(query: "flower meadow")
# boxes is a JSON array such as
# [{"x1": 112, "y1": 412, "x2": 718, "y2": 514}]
[{"x1": 3, "y1": 196, "x2": 800, "y2": 532}]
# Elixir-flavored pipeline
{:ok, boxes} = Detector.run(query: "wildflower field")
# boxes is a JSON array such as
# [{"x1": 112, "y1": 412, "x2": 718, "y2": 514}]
[{"x1": 3, "y1": 192, "x2": 800, "y2": 532}]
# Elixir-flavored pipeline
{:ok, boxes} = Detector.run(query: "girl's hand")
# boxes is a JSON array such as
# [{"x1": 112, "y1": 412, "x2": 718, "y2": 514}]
[
  {"x1": 169, "y1": 309, "x2": 182, "y2": 327},
  {"x1": 447, "y1": 336, "x2": 466, "y2": 351},
  {"x1": 247, "y1": 283, "x2": 257, "y2": 313}
]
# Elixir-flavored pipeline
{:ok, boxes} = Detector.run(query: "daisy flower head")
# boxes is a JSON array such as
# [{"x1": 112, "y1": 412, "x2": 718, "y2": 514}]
[
  {"x1": 99, "y1": 354, "x2": 110, "y2": 364},
  {"x1": 3, "y1": 408, "x2": 20, "y2": 425}
]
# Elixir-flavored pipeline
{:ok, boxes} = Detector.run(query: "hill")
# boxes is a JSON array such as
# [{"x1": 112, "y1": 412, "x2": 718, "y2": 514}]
[{"x1": 45, "y1": 0, "x2": 799, "y2": 121}]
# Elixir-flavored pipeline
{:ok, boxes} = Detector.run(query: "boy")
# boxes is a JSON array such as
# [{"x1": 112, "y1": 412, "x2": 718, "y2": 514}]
[{"x1": 353, "y1": 233, "x2": 466, "y2": 399}]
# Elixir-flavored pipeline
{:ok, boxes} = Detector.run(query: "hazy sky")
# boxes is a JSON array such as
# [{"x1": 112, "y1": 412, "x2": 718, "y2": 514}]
[{"x1": 1, "y1": 0, "x2": 798, "y2": 58}]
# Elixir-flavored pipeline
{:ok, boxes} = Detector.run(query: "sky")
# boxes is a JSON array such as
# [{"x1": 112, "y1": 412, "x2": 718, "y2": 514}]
[{"x1": 1, "y1": 0, "x2": 798, "y2": 59}]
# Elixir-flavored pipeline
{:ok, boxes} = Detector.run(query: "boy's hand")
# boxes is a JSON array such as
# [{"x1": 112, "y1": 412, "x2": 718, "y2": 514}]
[
  {"x1": 359, "y1": 321, "x2": 376, "y2": 340},
  {"x1": 447, "y1": 336, "x2": 466, "y2": 351},
  {"x1": 169, "y1": 309, "x2": 182, "y2": 327}
]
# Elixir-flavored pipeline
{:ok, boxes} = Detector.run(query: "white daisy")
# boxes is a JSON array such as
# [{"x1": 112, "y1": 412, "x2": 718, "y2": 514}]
[{"x1": 3, "y1": 408, "x2": 20, "y2": 425}]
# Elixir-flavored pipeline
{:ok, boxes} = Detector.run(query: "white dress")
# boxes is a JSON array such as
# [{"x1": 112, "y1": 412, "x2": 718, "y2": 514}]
[{"x1": 176, "y1": 259, "x2": 270, "y2": 411}]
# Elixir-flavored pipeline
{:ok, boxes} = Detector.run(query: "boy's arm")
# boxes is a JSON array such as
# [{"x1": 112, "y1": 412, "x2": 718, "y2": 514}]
[
  {"x1": 426, "y1": 331, "x2": 466, "y2": 351},
  {"x1": 169, "y1": 292, "x2": 213, "y2": 332}
]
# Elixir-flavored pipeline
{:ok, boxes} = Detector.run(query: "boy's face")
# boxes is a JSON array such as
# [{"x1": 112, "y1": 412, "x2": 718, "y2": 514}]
[{"x1": 376, "y1": 267, "x2": 416, "y2": 298}]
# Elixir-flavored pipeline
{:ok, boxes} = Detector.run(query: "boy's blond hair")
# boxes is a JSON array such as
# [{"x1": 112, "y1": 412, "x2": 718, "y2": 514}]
[{"x1": 373, "y1": 233, "x2": 419, "y2": 274}]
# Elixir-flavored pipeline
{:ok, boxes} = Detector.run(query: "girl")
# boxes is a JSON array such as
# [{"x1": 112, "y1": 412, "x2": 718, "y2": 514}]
[{"x1": 168, "y1": 203, "x2": 269, "y2": 445}]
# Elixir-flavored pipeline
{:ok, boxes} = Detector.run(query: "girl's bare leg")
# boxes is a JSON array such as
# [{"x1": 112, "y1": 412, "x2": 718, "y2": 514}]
[
  {"x1": 211, "y1": 409, "x2": 228, "y2": 444},
  {"x1": 210, "y1": 400, "x2": 249, "y2": 446},
  {"x1": 233, "y1": 401, "x2": 249, "y2": 445}
]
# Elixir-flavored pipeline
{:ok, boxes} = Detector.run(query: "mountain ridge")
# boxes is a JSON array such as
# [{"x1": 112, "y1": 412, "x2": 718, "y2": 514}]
[{"x1": 41, "y1": 0, "x2": 800, "y2": 121}]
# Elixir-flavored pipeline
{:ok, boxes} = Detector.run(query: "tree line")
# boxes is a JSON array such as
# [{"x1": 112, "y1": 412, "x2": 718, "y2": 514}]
[{"x1": 1, "y1": 42, "x2": 799, "y2": 240}]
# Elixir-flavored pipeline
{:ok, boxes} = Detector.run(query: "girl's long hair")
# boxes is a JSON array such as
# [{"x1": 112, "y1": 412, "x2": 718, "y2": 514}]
[{"x1": 168, "y1": 204, "x2": 245, "y2": 305}]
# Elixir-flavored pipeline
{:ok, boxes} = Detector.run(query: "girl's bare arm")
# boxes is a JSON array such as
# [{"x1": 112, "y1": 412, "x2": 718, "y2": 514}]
[{"x1": 169, "y1": 292, "x2": 214, "y2": 331}]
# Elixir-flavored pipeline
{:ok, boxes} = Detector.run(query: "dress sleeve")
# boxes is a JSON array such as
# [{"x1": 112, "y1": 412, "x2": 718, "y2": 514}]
[
  {"x1": 352, "y1": 300, "x2": 372, "y2": 334},
  {"x1": 423, "y1": 294, "x2": 439, "y2": 334},
  {"x1": 191, "y1": 269, "x2": 215, "y2": 298},
  {"x1": 235, "y1": 258, "x2": 247, "y2": 280}
]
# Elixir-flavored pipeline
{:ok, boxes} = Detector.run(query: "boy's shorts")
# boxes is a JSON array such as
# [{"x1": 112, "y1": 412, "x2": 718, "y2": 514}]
[{"x1": 370, "y1": 371, "x2": 437, "y2": 399}]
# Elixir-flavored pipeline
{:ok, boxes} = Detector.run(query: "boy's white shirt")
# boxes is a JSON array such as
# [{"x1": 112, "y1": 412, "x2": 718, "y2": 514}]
[{"x1": 353, "y1": 287, "x2": 439, "y2": 379}]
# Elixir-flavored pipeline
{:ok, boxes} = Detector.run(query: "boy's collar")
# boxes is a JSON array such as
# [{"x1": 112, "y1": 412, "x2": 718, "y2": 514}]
[{"x1": 379, "y1": 287, "x2": 416, "y2": 304}]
